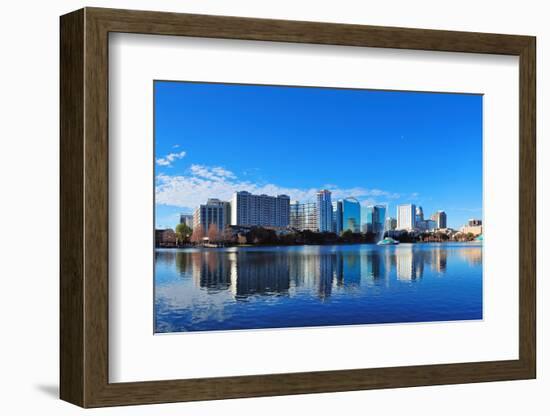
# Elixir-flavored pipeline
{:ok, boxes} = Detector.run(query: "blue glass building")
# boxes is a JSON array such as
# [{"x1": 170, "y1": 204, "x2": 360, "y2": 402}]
[
  {"x1": 341, "y1": 197, "x2": 361, "y2": 233},
  {"x1": 316, "y1": 190, "x2": 333, "y2": 232},
  {"x1": 332, "y1": 200, "x2": 343, "y2": 235},
  {"x1": 363, "y1": 205, "x2": 387, "y2": 233},
  {"x1": 375, "y1": 205, "x2": 386, "y2": 233}
]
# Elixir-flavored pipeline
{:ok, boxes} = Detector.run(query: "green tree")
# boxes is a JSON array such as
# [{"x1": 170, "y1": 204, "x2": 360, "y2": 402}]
[
  {"x1": 175, "y1": 223, "x2": 192, "y2": 246},
  {"x1": 341, "y1": 230, "x2": 354, "y2": 243}
]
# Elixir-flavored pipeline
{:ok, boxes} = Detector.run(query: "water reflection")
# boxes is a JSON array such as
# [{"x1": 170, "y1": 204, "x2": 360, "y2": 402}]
[
  {"x1": 234, "y1": 252, "x2": 291, "y2": 299},
  {"x1": 157, "y1": 244, "x2": 479, "y2": 300},
  {"x1": 459, "y1": 247, "x2": 483, "y2": 266},
  {"x1": 155, "y1": 243, "x2": 483, "y2": 332}
]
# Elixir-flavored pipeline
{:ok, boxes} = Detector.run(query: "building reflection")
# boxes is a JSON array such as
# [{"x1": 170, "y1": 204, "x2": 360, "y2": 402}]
[
  {"x1": 155, "y1": 249, "x2": 176, "y2": 267},
  {"x1": 459, "y1": 247, "x2": 483, "y2": 266},
  {"x1": 343, "y1": 253, "x2": 361, "y2": 287},
  {"x1": 432, "y1": 248, "x2": 448, "y2": 274},
  {"x1": 233, "y1": 252, "x2": 291, "y2": 299},
  {"x1": 162, "y1": 245, "x2": 477, "y2": 300},
  {"x1": 191, "y1": 251, "x2": 232, "y2": 292},
  {"x1": 362, "y1": 251, "x2": 382, "y2": 281},
  {"x1": 396, "y1": 247, "x2": 416, "y2": 280},
  {"x1": 288, "y1": 251, "x2": 335, "y2": 299}
]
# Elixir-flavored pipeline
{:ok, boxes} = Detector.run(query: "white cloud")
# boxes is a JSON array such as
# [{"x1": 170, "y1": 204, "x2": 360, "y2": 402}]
[
  {"x1": 190, "y1": 164, "x2": 236, "y2": 180},
  {"x1": 359, "y1": 199, "x2": 379, "y2": 207},
  {"x1": 156, "y1": 150, "x2": 187, "y2": 167},
  {"x1": 156, "y1": 164, "x2": 402, "y2": 211}
]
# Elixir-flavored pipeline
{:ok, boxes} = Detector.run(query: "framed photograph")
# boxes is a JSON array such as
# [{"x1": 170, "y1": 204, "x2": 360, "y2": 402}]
[{"x1": 60, "y1": 7, "x2": 536, "y2": 407}]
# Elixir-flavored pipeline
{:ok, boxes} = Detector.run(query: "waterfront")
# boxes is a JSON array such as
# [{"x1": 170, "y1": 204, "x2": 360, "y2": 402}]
[{"x1": 155, "y1": 242, "x2": 482, "y2": 333}]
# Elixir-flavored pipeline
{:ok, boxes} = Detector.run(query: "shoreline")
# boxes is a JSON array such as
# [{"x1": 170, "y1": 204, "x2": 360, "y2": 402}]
[{"x1": 156, "y1": 240, "x2": 481, "y2": 249}]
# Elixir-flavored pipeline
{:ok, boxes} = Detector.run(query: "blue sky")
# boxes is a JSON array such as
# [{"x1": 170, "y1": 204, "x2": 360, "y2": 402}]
[{"x1": 155, "y1": 81, "x2": 482, "y2": 229}]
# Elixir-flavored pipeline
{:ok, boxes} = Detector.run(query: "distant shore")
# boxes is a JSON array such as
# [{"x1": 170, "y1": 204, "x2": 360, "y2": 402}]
[
  {"x1": 156, "y1": 240, "x2": 480, "y2": 249},
  {"x1": 157, "y1": 225, "x2": 481, "y2": 249}
]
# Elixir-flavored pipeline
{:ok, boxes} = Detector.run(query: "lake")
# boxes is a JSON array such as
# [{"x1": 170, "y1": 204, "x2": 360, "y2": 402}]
[{"x1": 154, "y1": 243, "x2": 482, "y2": 333}]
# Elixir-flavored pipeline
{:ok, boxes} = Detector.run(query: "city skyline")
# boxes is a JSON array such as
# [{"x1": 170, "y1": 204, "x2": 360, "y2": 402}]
[
  {"x1": 155, "y1": 81, "x2": 483, "y2": 229},
  {"x1": 175, "y1": 189, "x2": 458, "y2": 239}
]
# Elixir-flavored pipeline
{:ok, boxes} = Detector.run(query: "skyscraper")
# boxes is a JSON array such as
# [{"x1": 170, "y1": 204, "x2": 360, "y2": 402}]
[
  {"x1": 290, "y1": 201, "x2": 317, "y2": 231},
  {"x1": 316, "y1": 190, "x2": 333, "y2": 232},
  {"x1": 363, "y1": 205, "x2": 374, "y2": 233},
  {"x1": 430, "y1": 210, "x2": 447, "y2": 229},
  {"x1": 415, "y1": 206, "x2": 424, "y2": 223},
  {"x1": 364, "y1": 205, "x2": 386, "y2": 233},
  {"x1": 332, "y1": 200, "x2": 343, "y2": 235},
  {"x1": 230, "y1": 191, "x2": 290, "y2": 228},
  {"x1": 385, "y1": 216, "x2": 397, "y2": 231},
  {"x1": 397, "y1": 204, "x2": 416, "y2": 230},
  {"x1": 179, "y1": 214, "x2": 193, "y2": 228},
  {"x1": 425, "y1": 219, "x2": 437, "y2": 231},
  {"x1": 375, "y1": 205, "x2": 386, "y2": 233},
  {"x1": 193, "y1": 199, "x2": 230, "y2": 232},
  {"x1": 341, "y1": 197, "x2": 361, "y2": 233}
]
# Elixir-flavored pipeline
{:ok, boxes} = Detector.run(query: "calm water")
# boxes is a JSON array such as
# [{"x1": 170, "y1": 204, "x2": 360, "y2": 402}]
[{"x1": 154, "y1": 243, "x2": 482, "y2": 333}]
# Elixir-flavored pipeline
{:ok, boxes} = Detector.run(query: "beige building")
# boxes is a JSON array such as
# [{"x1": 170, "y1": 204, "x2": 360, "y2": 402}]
[{"x1": 460, "y1": 224, "x2": 483, "y2": 236}]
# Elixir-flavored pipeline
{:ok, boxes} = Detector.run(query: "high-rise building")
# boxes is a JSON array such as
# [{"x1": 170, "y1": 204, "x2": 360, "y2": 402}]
[
  {"x1": 290, "y1": 201, "x2": 317, "y2": 231},
  {"x1": 230, "y1": 191, "x2": 290, "y2": 228},
  {"x1": 179, "y1": 214, "x2": 193, "y2": 228},
  {"x1": 341, "y1": 197, "x2": 361, "y2": 233},
  {"x1": 415, "y1": 206, "x2": 424, "y2": 223},
  {"x1": 375, "y1": 205, "x2": 386, "y2": 233},
  {"x1": 364, "y1": 206, "x2": 374, "y2": 233},
  {"x1": 385, "y1": 216, "x2": 397, "y2": 231},
  {"x1": 364, "y1": 205, "x2": 386, "y2": 233},
  {"x1": 430, "y1": 210, "x2": 447, "y2": 229},
  {"x1": 397, "y1": 204, "x2": 416, "y2": 230},
  {"x1": 193, "y1": 198, "x2": 230, "y2": 232},
  {"x1": 316, "y1": 190, "x2": 333, "y2": 232},
  {"x1": 368, "y1": 207, "x2": 375, "y2": 232},
  {"x1": 425, "y1": 219, "x2": 437, "y2": 231},
  {"x1": 416, "y1": 206, "x2": 437, "y2": 231},
  {"x1": 332, "y1": 200, "x2": 343, "y2": 235},
  {"x1": 468, "y1": 218, "x2": 482, "y2": 226}
]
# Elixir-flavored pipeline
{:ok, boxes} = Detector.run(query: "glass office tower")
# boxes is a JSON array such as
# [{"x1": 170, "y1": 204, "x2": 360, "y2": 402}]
[
  {"x1": 316, "y1": 190, "x2": 333, "y2": 232},
  {"x1": 364, "y1": 204, "x2": 386, "y2": 233},
  {"x1": 341, "y1": 197, "x2": 361, "y2": 233},
  {"x1": 332, "y1": 200, "x2": 343, "y2": 235}
]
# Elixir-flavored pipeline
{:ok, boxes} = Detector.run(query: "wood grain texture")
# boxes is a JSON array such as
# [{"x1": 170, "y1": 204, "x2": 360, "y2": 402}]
[
  {"x1": 83, "y1": 10, "x2": 110, "y2": 406},
  {"x1": 518, "y1": 38, "x2": 536, "y2": 376},
  {"x1": 59, "y1": 7, "x2": 537, "y2": 408},
  {"x1": 59, "y1": 8, "x2": 84, "y2": 407}
]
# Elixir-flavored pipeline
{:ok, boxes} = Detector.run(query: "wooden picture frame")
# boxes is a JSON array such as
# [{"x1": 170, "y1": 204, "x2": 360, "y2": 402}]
[{"x1": 60, "y1": 7, "x2": 536, "y2": 408}]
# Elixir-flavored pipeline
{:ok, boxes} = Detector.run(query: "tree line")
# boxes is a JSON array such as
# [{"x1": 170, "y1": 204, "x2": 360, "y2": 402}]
[
  {"x1": 174, "y1": 223, "x2": 478, "y2": 247},
  {"x1": 176, "y1": 223, "x2": 379, "y2": 246}
]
